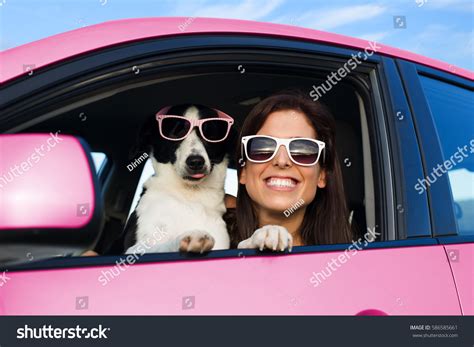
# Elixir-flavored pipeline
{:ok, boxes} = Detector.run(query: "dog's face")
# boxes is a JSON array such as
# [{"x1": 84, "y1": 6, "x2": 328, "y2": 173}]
[{"x1": 138, "y1": 104, "x2": 235, "y2": 185}]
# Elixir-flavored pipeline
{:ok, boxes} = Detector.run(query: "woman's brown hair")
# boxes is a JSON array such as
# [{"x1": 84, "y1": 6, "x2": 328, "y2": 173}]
[{"x1": 232, "y1": 90, "x2": 353, "y2": 246}]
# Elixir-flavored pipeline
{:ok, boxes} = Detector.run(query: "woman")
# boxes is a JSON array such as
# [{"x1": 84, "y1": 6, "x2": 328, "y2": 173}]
[{"x1": 230, "y1": 91, "x2": 353, "y2": 251}]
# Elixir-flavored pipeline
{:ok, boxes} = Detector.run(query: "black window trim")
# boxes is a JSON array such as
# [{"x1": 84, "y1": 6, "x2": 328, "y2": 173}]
[
  {"x1": 397, "y1": 60, "x2": 474, "y2": 238},
  {"x1": 5, "y1": 237, "x2": 440, "y2": 272},
  {"x1": 0, "y1": 34, "x2": 383, "y2": 118},
  {"x1": 379, "y1": 57, "x2": 432, "y2": 239}
]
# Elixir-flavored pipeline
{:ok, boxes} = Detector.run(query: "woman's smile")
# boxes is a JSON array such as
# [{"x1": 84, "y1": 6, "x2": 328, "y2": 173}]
[{"x1": 264, "y1": 176, "x2": 299, "y2": 191}]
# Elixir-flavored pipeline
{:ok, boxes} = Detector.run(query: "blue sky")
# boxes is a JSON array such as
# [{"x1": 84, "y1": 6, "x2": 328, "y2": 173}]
[{"x1": 0, "y1": 0, "x2": 472, "y2": 70}]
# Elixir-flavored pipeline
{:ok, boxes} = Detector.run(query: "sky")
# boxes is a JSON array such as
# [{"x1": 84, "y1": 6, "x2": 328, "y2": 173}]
[{"x1": 0, "y1": 0, "x2": 472, "y2": 70}]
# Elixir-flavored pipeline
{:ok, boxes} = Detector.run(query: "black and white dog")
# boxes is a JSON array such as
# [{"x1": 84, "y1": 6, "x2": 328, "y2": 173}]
[{"x1": 123, "y1": 104, "x2": 235, "y2": 254}]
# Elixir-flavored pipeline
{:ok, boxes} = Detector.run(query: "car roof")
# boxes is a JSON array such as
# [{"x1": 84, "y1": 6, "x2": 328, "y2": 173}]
[{"x1": 0, "y1": 17, "x2": 472, "y2": 84}]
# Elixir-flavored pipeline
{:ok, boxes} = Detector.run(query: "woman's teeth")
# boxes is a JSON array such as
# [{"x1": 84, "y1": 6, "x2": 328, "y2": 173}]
[{"x1": 266, "y1": 177, "x2": 297, "y2": 188}]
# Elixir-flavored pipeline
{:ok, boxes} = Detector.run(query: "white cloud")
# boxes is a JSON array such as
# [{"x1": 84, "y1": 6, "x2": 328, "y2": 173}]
[
  {"x1": 189, "y1": 0, "x2": 284, "y2": 21},
  {"x1": 300, "y1": 4, "x2": 387, "y2": 31},
  {"x1": 423, "y1": 0, "x2": 473, "y2": 11},
  {"x1": 357, "y1": 31, "x2": 392, "y2": 42},
  {"x1": 401, "y1": 24, "x2": 473, "y2": 69}
]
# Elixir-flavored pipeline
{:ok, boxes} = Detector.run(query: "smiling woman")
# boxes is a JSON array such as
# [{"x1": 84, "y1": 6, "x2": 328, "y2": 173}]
[{"x1": 233, "y1": 91, "x2": 353, "y2": 249}]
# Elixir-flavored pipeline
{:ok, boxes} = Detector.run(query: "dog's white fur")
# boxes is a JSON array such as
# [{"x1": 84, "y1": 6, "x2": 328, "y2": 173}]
[
  {"x1": 237, "y1": 225, "x2": 293, "y2": 251},
  {"x1": 125, "y1": 106, "x2": 230, "y2": 254}
]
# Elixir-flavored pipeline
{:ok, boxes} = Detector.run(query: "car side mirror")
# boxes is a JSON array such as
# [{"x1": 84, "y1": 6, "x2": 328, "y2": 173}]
[{"x1": 0, "y1": 133, "x2": 103, "y2": 266}]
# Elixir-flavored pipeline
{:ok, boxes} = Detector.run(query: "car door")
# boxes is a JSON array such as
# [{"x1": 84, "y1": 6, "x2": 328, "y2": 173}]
[
  {"x1": 0, "y1": 241, "x2": 460, "y2": 315},
  {"x1": 1, "y1": 29, "x2": 463, "y2": 315},
  {"x1": 397, "y1": 61, "x2": 474, "y2": 315}
]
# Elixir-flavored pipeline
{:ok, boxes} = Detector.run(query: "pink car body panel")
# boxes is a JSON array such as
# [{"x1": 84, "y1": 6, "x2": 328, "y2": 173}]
[
  {"x1": 0, "y1": 17, "x2": 472, "y2": 85},
  {"x1": 0, "y1": 134, "x2": 95, "y2": 229},
  {"x1": 445, "y1": 244, "x2": 474, "y2": 315},
  {"x1": 0, "y1": 245, "x2": 460, "y2": 315},
  {"x1": 0, "y1": 18, "x2": 471, "y2": 316}
]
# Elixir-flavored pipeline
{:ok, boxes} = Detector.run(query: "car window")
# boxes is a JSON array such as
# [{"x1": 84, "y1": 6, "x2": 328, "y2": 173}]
[
  {"x1": 127, "y1": 158, "x2": 238, "y2": 219},
  {"x1": 419, "y1": 75, "x2": 474, "y2": 235},
  {"x1": 91, "y1": 152, "x2": 107, "y2": 173}
]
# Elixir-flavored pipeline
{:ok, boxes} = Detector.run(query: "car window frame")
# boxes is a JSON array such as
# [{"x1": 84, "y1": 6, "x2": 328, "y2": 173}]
[
  {"x1": 6, "y1": 237, "x2": 440, "y2": 272},
  {"x1": 397, "y1": 60, "x2": 474, "y2": 239},
  {"x1": 0, "y1": 34, "x2": 434, "y2": 270},
  {"x1": 378, "y1": 57, "x2": 432, "y2": 239}
]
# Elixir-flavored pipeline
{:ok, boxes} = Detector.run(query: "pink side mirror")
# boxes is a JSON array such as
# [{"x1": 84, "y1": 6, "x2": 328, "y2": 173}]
[{"x1": 0, "y1": 133, "x2": 102, "y2": 264}]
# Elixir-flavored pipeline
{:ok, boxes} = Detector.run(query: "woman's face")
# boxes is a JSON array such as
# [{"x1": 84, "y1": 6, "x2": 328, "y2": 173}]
[{"x1": 239, "y1": 110, "x2": 326, "y2": 217}]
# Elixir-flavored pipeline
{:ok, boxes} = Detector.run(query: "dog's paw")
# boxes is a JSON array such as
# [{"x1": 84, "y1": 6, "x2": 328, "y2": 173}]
[
  {"x1": 179, "y1": 231, "x2": 215, "y2": 253},
  {"x1": 237, "y1": 225, "x2": 293, "y2": 252}
]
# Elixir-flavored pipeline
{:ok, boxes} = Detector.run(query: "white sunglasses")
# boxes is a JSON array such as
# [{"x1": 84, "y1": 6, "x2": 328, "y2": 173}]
[{"x1": 239, "y1": 135, "x2": 326, "y2": 167}]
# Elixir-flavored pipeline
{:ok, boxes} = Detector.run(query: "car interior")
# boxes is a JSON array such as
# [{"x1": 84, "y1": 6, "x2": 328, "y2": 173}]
[{"x1": 8, "y1": 65, "x2": 380, "y2": 259}]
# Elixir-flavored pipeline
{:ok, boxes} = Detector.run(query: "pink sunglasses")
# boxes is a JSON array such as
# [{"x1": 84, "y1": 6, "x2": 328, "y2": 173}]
[{"x1": 155, "y1": 106, "x2": 234, "y2": 142}]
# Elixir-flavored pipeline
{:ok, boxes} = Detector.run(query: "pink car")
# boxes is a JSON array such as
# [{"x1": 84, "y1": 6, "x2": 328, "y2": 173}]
[{"x1": 0, "y1": 17, "x2": 472, "y2": 316}]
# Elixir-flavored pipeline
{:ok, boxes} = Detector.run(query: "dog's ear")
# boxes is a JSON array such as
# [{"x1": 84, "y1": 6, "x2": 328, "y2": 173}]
[{"x1": 129, "y1": 115, "x2": 156, "y2": 160}]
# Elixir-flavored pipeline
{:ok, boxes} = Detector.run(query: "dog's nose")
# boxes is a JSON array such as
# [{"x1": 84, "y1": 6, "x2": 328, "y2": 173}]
[{"x1": 186, "y1": 155, "x2": 205, "y2": 171}]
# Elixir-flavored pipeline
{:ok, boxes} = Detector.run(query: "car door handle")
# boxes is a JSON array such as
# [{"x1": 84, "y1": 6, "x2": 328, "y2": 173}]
[{"x1": 355, "y1": 309, "x2": 388, "y2": 316}]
